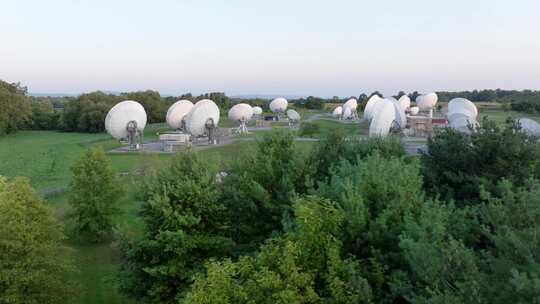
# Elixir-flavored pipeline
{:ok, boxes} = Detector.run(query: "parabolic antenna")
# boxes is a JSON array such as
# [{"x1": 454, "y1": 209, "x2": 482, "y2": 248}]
[
  {"x1": 409, "y1": 106, "x2": 420, "y2": 115},
  {"x1": 343, "y1": 98, "x2": 358, "y2": 119},
  {"x1": 399, "y1": 95, "x2": 411, "y2": 111},
  {"x1": 364, "y1": 94, "x2": 382, "y2": 120},
  {"x1": 332, "y1": 106, "x2": 343, "y2": 118},
  {"x1": 450, "y1": 115, "x2": 478, "y2": 134},
  {"x1": 228, "y1": 103, "x2": 253, "y2": 122},
  {"x1": 166, "y1": 100, "x2": 194, "y2": 130},
  {"x1": 343, "y1": 98, "x2": 358, "y2": 110},
  {"x1": 342, "y1": 106, "x2": 352, "y2": 119},
  {"x1": 185, "y1": 99, "x2": 220, "y2": 139},
  {"x1": 369, "y1": 99, "x2": 396, "y2": 137},
  {"x1": 448, "y1": 98, "x2": 478, "y2": 119},
  {"x1": 518, "y1": 118, "x2": 540, "y2": 136},
  {"x1": 447, "y1": 111, "x2": 474, "y2": 124},
  {"x1": 369, "y1": 97, "x2": 389, "y2": 121},
  {"x1": 252, "y1": 106, "x2": 263, "y2": 116},
  {"x1": 270, "y1": 97, "x2": 288, "y2": 113},
  {"x1": 287, "y1": 109, "x2": 301, "y2": 122},
  {"x1": 392, "y1": 99, "x2": 407, "y2": 129},
  {"x1": 228, "y1": 103, "x2": 254, "y2": 134},
  {"x1": 105, "y1": 100, "x2": 147, "y2": 148},
  {"x1": 416, "y1": 92, "x2": 438, "y2": 110}
]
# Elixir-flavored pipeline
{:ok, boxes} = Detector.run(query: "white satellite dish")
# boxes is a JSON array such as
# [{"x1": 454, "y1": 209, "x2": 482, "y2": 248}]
[
  {"x1": 252, "y1": 106, "x2": 263, "y2": 116},
  {"x1": 105, "y1": 100, "x2": 147, "y2": 149},
  {"x1": 447, "y1": 98, "x2": 478, "y2": 119},
  {"x1": 518, "y1": 118, "x2": 540, "y2": 136},
  {"x1": 398, "y1": 95, "x2": 411, "y2": 111},
  {"x1": 185, "y1": 99, "x2": 220, "y2": 143},
  {"x1": 369, "y1": 99, "x2": 396, "y2": 137},
  {"x1": 409, "y1": 106, "x2": 420, "y2": 115},
  {"x1": 416, "y1": 92, "x2": 438, "y2": 110},
  {"x1": 448, "y1": 112, "x2": 478, "y2": 134},
  {"x1": 332, "y1": 106, "x2": 343, "y2": 118},
  {"x1": 166, "y1": 100, "x2": 194, "y2": 130},
  {"x1": 287, "y1": 109, "x2": 301, "y2": 127},
  {"x1": 342, "y1": 106, "x2": 352, "y2": 119},
  {"x1": 343, "y1": 98, "x2": 358, "y2": 119},
  {"x1": 447, "y1": 111, "x2": 474, "y2": 124},
  {"x1": 270, "y1": 97, "x2": 288, "y2": 120},
  {"x1": 392, "y1": 98, "x2": 407, "y2": 129},
  {"x1": 364, "y1": 94, "x2": 382, "y2": 120},
  {"x1": 228, "y1": 103, "x2": 254, "y2": 134}
]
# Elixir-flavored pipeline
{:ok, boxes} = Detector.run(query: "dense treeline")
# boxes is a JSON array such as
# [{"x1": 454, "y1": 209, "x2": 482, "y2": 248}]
[
  {"x1": 111, "y1": 118, "x2": 540, "y2": 303},
  {"x1": 0, "y1": 80, "x2": 31, "y2": 135}
]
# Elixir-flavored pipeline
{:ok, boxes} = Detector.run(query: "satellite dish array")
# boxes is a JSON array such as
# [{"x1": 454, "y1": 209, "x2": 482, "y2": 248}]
[
  {"x1": 363, "y1": 93, "x2": 439, "y2": 137},
  {"x1": 446, "y1": 98, "x2": 478, "y2": 134},
  {"x1": 106, "y1": 98, "x2": 223, "y2": 148}
]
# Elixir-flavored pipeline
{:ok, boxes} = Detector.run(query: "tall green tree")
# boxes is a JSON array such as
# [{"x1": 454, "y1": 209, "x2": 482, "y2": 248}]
[
  {"x1": 0, "y1": 176, "x2": 75, "y2": 304},
  {"x1": 117, "y1": 152, "x2": 234, "y2": 303},
  {"x1": 122, "y1": 90, "x2": 166, "y2": 123},
  {"x1": 184, "y1": 196, "x2": 372, "y2": 304},
  {"x1": 0, "y1": 80, "x2": 31, "y2": 135},
  {"x1": 68, "y1": 147, "x2": 124, "y2": 242},
  {"x1": 421, "y1": 118, "x2": 540, "y2": 204}
]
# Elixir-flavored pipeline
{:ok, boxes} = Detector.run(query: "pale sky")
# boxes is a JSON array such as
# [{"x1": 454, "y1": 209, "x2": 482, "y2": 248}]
[{"x1": 1, "y1": 0, "x2": 539, "y2": 97}]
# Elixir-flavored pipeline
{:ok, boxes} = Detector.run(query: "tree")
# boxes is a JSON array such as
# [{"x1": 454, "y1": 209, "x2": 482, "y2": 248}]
[
  {"x1": 27, "y1": 100, "x2": 61, "y2": 130},
  {"x1": 183, "y1": 196, "x2": 372, "y2": 304},
  {"x1": 398, "y1": 179, "x2": 540, "y2": 303},
  {"x1": 61, "y1": 91, "x2": 120, "y2": 133},
  {"x1": 117, "y1": 152, "x2": 234, "y2": 303},
  {"x1": 68, "y1": 147, "x2": 124, "y2": 242},
  {"x1": 0, "y1": 176, "x2": 75, "y2": 303},
  {"x1": 0, "y1": 80, "x2": 31, "y2": 135},
  {"x1": 122, "y1": 90, "x2": 166, "y2": 123},
  {"x1": 421, "y1": 118, "x2": 540, "y2": 204}
]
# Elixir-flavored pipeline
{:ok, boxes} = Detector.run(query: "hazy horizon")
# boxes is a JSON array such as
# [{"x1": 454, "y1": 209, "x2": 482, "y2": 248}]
[{"x1": 2, "y1": 0, "x2": 539, "y2": 97}]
